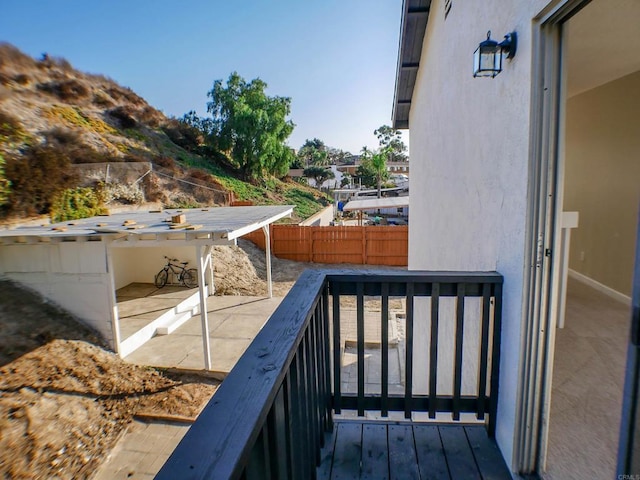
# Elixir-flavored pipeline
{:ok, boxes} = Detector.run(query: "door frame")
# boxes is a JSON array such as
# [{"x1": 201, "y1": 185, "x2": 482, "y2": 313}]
[
  {"x1": 515, "y1": 0, "x2": 592, "y2": 474},
  {"x1": 617, "y1": 212, "x2": 640, "y2": 474}
]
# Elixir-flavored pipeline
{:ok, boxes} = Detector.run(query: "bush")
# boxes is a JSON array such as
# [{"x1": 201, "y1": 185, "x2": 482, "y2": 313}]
[
  {"x1": 0, "y1": 111, "x2": 23, "y2": 138},
  {"x1": 162, "y1": 118, "x2": 202, "y2": 152},
  {"x1": 42, "y1": 128, "x2": 107, "y2": 164},
  {"x1": 153, "y1": 156, "x2": 177, "y2": 171},
  {"x1": 108, "y1": 105, "x2": 137, "y2": 129},
  {"x1": 187, "y1": 168, "x2": 212, "y2": 182},
  {"x1": 3, "y1": 143, "x2": 78, "y2": 216},
  {"x1": 50, "y1": 186, "x2": 106, "y2": 222},
  {"x1": 37, "y1": 79, "x2": 89, "y2": 101},
  {"x1": 98, "y1": 181, "x2": 144, "y2": 205},
  {"x1": 92, "y1": 91, "x2": 115, "y2": 108},
  {"x1": 12, "y1": 74, "x2": 30, "y2": 85},
  {"x1": 0, "y1": 154, "x2": 10, "y2": 206}
]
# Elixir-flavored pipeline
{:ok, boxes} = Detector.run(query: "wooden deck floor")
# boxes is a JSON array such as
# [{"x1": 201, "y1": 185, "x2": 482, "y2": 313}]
[{"x1": 317, "y1": 421, "x2": 511, "y2": 480}]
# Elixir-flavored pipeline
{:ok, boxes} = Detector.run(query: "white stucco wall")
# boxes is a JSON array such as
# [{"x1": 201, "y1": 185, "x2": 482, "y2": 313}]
[
  {"x1": 407, "y1": 0, "x2": 552, "y2": 468},
  {"x1": 111, "y1": 246, "x2": 197, "y2": 290},
  {"x1": 0, "y1": 241, "x2": 115, "y2": 345}
]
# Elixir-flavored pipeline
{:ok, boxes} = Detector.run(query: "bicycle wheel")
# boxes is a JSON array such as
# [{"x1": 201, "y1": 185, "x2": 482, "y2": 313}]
[
  {"x1": 154, "y1": 269, "x2": 169, "y2": 288},
  {"x1": 182, "y1": 268, "x2": 198, "y2": 288}
]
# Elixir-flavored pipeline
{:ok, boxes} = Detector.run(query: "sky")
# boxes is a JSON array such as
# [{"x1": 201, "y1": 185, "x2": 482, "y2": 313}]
[{"x1": 0, "y1": 0, "x2": 407, "y2": 154}]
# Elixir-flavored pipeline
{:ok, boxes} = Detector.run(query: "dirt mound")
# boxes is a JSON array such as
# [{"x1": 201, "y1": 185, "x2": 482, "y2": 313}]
[
  {"x1": 0, "y1": 281, "x2": 218, "y2": 480},
  {"x1": 212, "y1": 239, "x2": 312, "y2": 296}
]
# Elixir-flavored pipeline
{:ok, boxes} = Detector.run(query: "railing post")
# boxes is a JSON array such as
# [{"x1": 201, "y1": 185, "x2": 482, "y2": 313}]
[
  {"x1": 488, "y1": 282, "x2": 503, "y2": 437},
  {"x1": 405, "y1": 282, "x2": 415, "y2": 419}
]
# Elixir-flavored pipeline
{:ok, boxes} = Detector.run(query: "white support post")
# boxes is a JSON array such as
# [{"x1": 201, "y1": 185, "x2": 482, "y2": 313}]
[
  {"x1": 196, "y1": 245, "x2": 212, "y2": 369},
  {"x1": 206, "y1": 244, "x2": 215, "y2": 296},
  {"x1": 262, "y1": 225, "x2": 273, "y2": 298},
  {"x1": 104, "y1": 240, "x2": 122, "y2": 356}
]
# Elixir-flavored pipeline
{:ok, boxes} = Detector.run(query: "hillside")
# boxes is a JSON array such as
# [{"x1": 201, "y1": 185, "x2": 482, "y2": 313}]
[{"x1": 0, "y1": 43, "x2": 329, "y2": 223}]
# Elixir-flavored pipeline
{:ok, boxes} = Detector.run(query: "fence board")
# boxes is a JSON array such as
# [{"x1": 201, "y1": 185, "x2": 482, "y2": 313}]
[{"x1": 243, "y1": 225, "x2": 408, "y2": 266}]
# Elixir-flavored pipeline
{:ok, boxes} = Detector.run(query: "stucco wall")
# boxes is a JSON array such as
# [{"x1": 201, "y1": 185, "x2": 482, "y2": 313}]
[
  {"x1": 0, "y1": 241, "x2": 115, "y2": 345},
  {"x1": 299, "y1": 206, "x2": 334, "y2": 227},
  {"x1": 111, "y1": 246, "x2": 197, "y2": 290},
  {"x1": 564, "y1": 71, "x2": 640, "y2": 296},
  {"x1": 407, "y1": 0, "x2": 551, "y2": 467}
]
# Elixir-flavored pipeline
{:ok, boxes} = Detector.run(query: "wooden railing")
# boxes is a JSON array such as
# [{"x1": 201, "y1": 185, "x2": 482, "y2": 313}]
[{"x1": 155, "y1": 270, "x2": 503, "y2": 480}]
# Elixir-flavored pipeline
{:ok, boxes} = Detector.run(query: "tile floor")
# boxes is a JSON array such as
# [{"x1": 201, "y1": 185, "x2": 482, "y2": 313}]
[{"x1": 544, "y1": 277, "x2": 631, "y2": 479}]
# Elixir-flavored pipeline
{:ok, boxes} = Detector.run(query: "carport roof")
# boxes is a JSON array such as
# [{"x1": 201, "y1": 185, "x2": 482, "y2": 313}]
[
  {"x1": 343, "y1": 196, "x2": 409, "y2": 212},
  {"x1": 0, "y1": 205, "x2": 294, "y2": 243}
]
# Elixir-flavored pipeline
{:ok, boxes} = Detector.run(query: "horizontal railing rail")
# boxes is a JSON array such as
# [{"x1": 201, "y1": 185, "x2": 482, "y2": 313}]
[{"x1": 156, "y1": 270, "x2": 503, "y2": 480}]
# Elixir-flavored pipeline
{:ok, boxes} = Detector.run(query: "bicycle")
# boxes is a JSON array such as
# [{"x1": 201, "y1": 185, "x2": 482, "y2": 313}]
[{"x1": 154, "y1": 256, "x2": 198, "y2": 288}]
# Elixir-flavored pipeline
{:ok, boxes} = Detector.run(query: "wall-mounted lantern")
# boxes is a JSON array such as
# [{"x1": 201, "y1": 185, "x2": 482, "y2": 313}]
[{"x1": 473, "y1": 31, "x2": 517, "y2": 78}]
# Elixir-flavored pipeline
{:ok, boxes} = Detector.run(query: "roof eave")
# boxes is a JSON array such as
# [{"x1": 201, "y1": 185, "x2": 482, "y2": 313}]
[{"x1": 391, "y1": 0, "x2": 431, "y2": 129}]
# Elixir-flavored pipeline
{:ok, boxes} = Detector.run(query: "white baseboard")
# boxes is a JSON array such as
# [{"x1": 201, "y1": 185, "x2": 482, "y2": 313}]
[{"x1": 568, "y1": 269, "x2": 631, "y2": 305}]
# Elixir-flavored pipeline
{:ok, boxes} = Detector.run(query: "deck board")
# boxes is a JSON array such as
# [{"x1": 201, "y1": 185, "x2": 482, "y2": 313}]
[
  {"x1": 413, "y1": 425, "x2": 449, "y2": 480},
  {"x1": 361, "y1": 424, "x2": 389, "y2": 479},
  {"x1": 388, "y1": 424, "x2": 420, "y2": 480},
  {"x1": 331, "y1": 422, "x2": 362, "y2": 479},
  {"x1": 318, "y1": 421, "x2": 511, "y2": 480}
]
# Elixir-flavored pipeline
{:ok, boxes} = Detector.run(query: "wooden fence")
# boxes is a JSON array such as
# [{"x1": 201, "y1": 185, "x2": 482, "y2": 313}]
[{"x1": 244, "y1": 225, "x2": 408, "y2": 266}]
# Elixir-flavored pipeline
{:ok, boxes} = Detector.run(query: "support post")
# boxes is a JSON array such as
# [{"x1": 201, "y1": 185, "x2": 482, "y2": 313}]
[
  {"x1": 208, "y1": 244, "x2": 215, "y2": 296},
  {"x1": 196, "y1": 244, "x2": 212, "y2": 370},
  {"x1": 262, "y1": 225, "x2": 273, "y2": 298},
  {"x1": 104, "y1": 240, "x2": 122, "y2": 356}
]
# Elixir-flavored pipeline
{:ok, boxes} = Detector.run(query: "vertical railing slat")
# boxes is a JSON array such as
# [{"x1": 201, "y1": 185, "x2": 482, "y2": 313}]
[
  {"x1": 477, "y1": 283, "x2": 491, "y2": 420},
  {"x1": 308, "y1": 306, "x2": 322, "y2": 461},
  {"x1": 270, "y1": 383, "x2": 290, "y2": 480},
  {"x1": 452, "y1": 283, "x2": 465, "y2": 421},
  {"x1": 300, "y1": 335, "x2": 313, "y2": 479},
  {"x1": 332, "y1": 282, "x2": 342, "y2": 414},
  {"x1": 322, "y1": 284, "x2": 333, "y2": 431},
  {"x1": 357, "y1": 282, "x2": 365, "y2": 416},
  {"x1": 284, "y1": 372, "x2": 301, "y2": 479},
  {"x1": 381, "y1": 282, "x2": 390, "y2": 417},
  {"x1": 488, "y1": 283, "x2": 503, "y2": 438},
  {"x1": 405, "y1": 282, "x2": 415, "y2": 419},
  {"x1": 314, "y1": 300, "x2": 327, "y2": 445},
  {"x1": 429, "y1": 282, "x2": 440, "y2": 419}
]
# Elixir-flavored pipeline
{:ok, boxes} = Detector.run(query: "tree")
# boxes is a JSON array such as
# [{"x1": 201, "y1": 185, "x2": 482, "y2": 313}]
[
  {"x1": 340, "y1": 174, "x2": 352, "y2": 188},
  {"x1": 206, "y1": 72, "x2": 295, "y2": 181},
  {"x1": 327, "y1": 147, "x2": 351, "y2": 165},
  {"x1": 297, "y1": 138, "x2": 328, "y2": 167},
  {"x1": 303, "y1": 166, "x2": 335, "y2": 189},
  {"x1": 374, "y1": 125, "x2": 408, "y2": 162},
  {"x1": 357, "y1": 146, "x2": 390, "y2": 198}
]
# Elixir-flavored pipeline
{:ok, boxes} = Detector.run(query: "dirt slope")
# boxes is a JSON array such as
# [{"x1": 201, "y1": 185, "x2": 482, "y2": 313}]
[{"x1": 0, "y1": 281, "x2": 218, "y2": 480}]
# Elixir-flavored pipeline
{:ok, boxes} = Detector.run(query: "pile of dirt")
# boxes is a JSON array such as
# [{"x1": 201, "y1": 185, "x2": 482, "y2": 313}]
[
  {"x1": 0, "y1": 281, "x2": 218, "y2": 480},
  {"x1": 212, "y1": 239, "x2": 311, "y2": 296}
]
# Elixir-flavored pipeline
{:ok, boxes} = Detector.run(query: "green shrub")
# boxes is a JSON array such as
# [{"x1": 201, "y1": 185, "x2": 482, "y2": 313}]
[{"x1": 51, "y1": 187, "x2": 106, "y2": 222}]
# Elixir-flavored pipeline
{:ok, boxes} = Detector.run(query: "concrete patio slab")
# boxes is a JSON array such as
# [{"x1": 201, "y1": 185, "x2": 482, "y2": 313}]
[{"x1": 122, "y1": 296, "x2": 283, "y2": 374}]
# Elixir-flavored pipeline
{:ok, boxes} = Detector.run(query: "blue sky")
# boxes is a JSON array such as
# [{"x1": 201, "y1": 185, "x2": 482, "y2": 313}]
[{"x1": 0, "y1": 1, "x2": 406, "y2": 154}]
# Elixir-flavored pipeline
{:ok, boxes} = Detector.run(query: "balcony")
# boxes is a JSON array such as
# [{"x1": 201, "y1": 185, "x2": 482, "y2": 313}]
[{"x1": 155, "y1": 270, "x2": 510, "y2": 479}]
